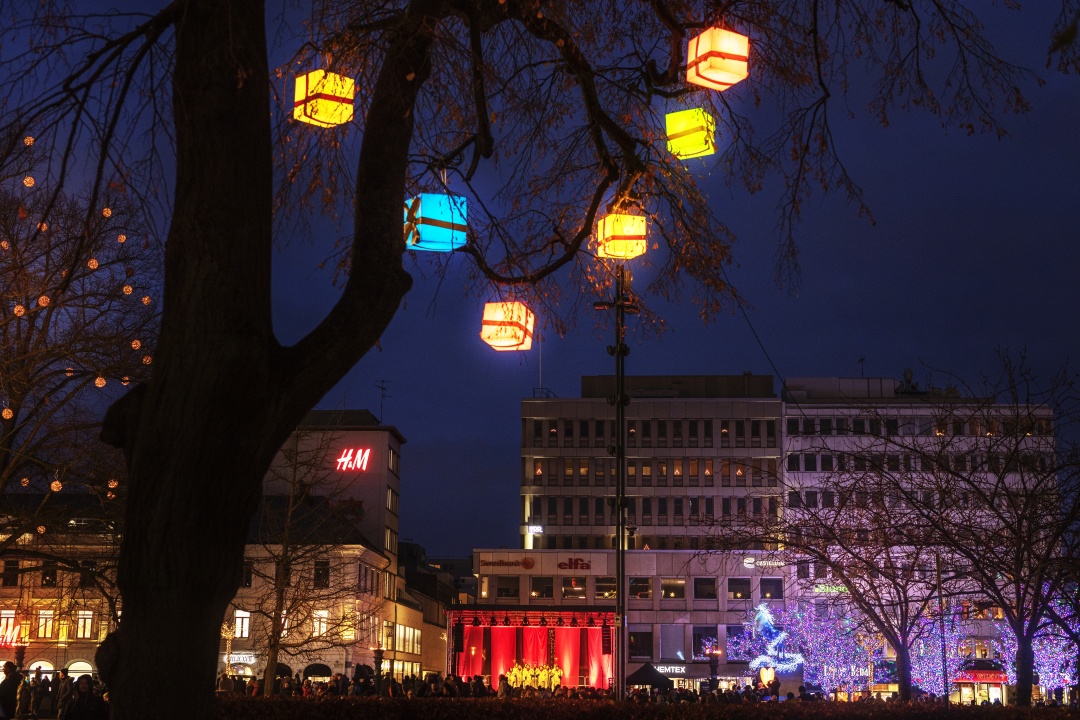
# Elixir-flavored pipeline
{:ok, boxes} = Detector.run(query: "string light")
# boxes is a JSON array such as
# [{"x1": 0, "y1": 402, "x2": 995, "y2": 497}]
[
  {"x1": 37, "y1": 295, "x2": 50, "y2": 307},
  {"x1": 88, "y1": 258, "x2": 99, "y2": 270},
  {"x1": 50, "y1": 480, "x2": 62, "y2": 492},
  {"x1": 108, "y1": 479, "x2": 119, "y2": 489},
  {"x1": 122, "y1": 285, "x2": 133, "y2": 295},
  {"x1": 2, "y1": 408, "x2": 12, "y2": 420},
  {"x1": 23, "y1": 176, "x2": 34, "y2": 187},
  {"x1": 142, "y1": 355, "x2": 152, "y2": 365},
  {"x1": 94, "y1": 376, "x2": 106, "y2": 388},
  {"x1": 117, "y1": 234, "x2": 127, "y2": 243},
  {"x1": 1, "y1": 241, "x2": 9, "y2": 250},
  {"x1": 37, "y1": 222, "x2": 47, "y2": 231},
  {"x1": 102, "y1": 207, "x2": 112, "y2": 218},
  {"x1": 131, "y1": 339, "x2": 141, "y2": 350},
  {"x1": 13, "y1": 305, "x2": 25, "y2": 317},
  {"x1": 141, "y1": 296, "x2": 151, "y2": 306},
  {"x1": 20, "y1": 477, "x2": 29, "y2": 487},
  {"x1": 23, "y1": 136, "x2": 33, "y2": 146}
]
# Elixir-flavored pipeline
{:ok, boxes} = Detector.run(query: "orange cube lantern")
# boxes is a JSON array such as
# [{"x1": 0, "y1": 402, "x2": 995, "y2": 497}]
[
  {"x1": 480, "y1": 302, "x2": 535, "y2": 351},
  {"x1": 596, "y1": 213, "x2": 647, "y2": 259},
  {"x1": 293, "y1": 70, "x2": 355, "y2": 127},
  {"x1": 686, "y1": 27, "x2": 749, "y2": 92}
]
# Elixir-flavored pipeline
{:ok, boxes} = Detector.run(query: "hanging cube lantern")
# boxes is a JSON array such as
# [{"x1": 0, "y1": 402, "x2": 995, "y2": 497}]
[
  {"x1": 480, "y1": 302, "x2": 535, "y2": 351},
  {"x1": 404, "y1": 194, "x2": 468, "y2": 252},
  {"x1": 686, "y1": 27, "x2": 749, "y2": 91},
  {"x1": 666, "y1": 108, "x2": 717, "y2": 159},
  {"x1": 596, "y1": 213, "x2": 647, "y2": 259},
  {"x1": 293, "y1": 70, "x2": 355, "y2": 127}
]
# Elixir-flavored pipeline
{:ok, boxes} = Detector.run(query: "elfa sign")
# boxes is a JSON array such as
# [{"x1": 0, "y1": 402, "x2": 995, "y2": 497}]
[
  {"x1": 557, "y1": 558, "x2": 591, "y2": 570},
  {"x1": 335, "y1": 448, "x2": 371, "y2": 472}
]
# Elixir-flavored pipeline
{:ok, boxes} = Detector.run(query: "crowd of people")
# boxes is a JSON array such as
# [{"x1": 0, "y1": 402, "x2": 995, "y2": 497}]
[{"x1": 0, "y1": 662, "x2": 108, "y2": 720}]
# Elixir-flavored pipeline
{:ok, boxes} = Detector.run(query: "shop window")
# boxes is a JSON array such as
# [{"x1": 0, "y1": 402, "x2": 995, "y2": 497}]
[
  {"x1": 692, "y1": 625, "x2": 718, "y2": 660},
  {"x1": 726, "y1": 625, "x2": 750, "y2": 661},
  {"x1": 661, "y1": 578, "x2": 686, "y2": 599},
  {"x1": 531, "y1": 576, "x2": 553, "y2": 599},
  {"x1": 660, "y1": 624, "x2": 685, "y2": 660},
  {"x1": 693, "y1": 577, "x2": 718, "y2": 599},
  {"x1": 595, "y1": 576, "x2": 616, "y2": 600},
  {"x1": 628, "y1": 630, "x2": 653, "y2": 659}
]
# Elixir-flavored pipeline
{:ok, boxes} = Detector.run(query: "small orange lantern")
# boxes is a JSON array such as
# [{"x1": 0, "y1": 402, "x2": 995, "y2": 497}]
[
  {"x1": 293, "y1": 70, "x2": 355, "y2": 127},
  {"x1": 596, "y1": 213, "x2": 647, "y2": 259},
  {"x1": 686, "y1": 27, "x2": 749, "y2": 92},
  {"x1": 480, "y1": 302, "x2": 535, "y2": 351}
]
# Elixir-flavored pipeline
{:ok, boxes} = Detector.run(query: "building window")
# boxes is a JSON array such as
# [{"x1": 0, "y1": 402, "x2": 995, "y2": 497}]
[
  {"x1": 629, "y1": 577, "x2": 652, "y2": 599},
  {"x1": 786, "y1": 454, "x2": 799, "y2": 472},
  {"x1": 694, "y1": 577, "x2": 718, "y2": 599},
  {"x1": 661, "y1": 578, "x2": 686, "y2": 599},
  {"x1": 313, "y1": 609, "x2": 329, "y2": 637},
  {"x1": 37, "y1": 610, "x2": 54, "y2": 639},
  {"x1": 797, "y1": 561, "x2": 810, "y2": 579},
  {"x1": 0, "y1": 611, "x2": 15, "y2": 641},
  {"x1": 728, "y1": 578, "x2": 751, "y2": 600},
  {"x1": 76, "y1": 610, "x2": 94, "y2": 640},
  {"x1": 595, "y1": 576, "x2": 616, "y2": 600},
  {"x1": 2, "y1": 560, "x2": 19, "y2": 587},
  {"x1": 628, "y1": 629, "x2": 653, "y2": 659},
  {"x1": 385, "y1": 527, "x2": 398, "y2": 555},
  {"x1": 386, "y1": 486, "x2": 400, "y2": 514},
  {"x1": 278, "y1": 561, "x2": 292, "y2": 586},
  {"x1": 387, "y1": 446, "x2": 400, "y2": 474},
  {"x1": 760, "y1": 578, "x2": 784, "y2": 600},
  {"x1": 660, "y1": 623, "x2": 686, "y2": 661},
  {"x1": 704, "y1": 420, "x2": 714, "y2": 447},
  {"x1": 314, "y1": 560, "x2": 331, "y2": 589},
  {"x1": 79, "y1": 560, "x2": 96, "y2": 588},
  {"x1": 233, "y1": 610, "x2": 250, "y2": 638},
  {"x1": 497, "y1": 576, "x2": 520, "y2": 598},
  {"x1": 241, "y1": 561, "x2": 253, "y2": 588},
  {"x1": 530, "y1": 576, "x2": 553, "y2": 599},
  {"x1": 41, "y1": 560, "x2": 57, "y2": 587},
  {"x1": 562, "y1": 576, "x2": 587, "y2": 600}
]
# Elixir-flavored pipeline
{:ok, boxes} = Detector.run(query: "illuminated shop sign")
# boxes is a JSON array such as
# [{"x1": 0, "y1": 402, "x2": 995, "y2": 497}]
[
  {"x1": 480, "y1": 558, "x2": 535, "y2": 569},
  {"x1": 813, "y1": 584, "x2": 849, "y2": 594},
  {"x1": 527, "y1": 526, "x2": 544, "y2": 534},
  {"x1": 656, "y1": 665, "x2": 687, "y2": 674},
  {"x1": 335, "y1": 448, "x2": 371, "y2": 472},
  {"x1": 743, "y1": 557, "x2": 785, "y2": 568},
  {"x1": 227, "y1": 653, "x2": 257, "y2": 665},
  {"x1": 557, "y1": 558, "x2": 591, "y2": 570}
]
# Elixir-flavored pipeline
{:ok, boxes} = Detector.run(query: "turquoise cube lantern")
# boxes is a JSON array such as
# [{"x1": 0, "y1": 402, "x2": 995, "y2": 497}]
[{"x1": 404, "y1": 194, "x2": 468, "y2": 252}]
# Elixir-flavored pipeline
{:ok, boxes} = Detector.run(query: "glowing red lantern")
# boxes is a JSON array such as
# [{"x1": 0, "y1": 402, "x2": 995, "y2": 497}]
[{"x1": 686, "y1": 27, "x2": 749, "y2": 92}]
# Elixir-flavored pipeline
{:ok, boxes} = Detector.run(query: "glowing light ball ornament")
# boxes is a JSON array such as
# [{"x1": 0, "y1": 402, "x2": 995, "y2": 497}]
[
  {"x1": 404, "y1": 194, "x2": 468, "y2": 252},
  {"x1": 596, "y1": 213, "x2": 647, "y2": 259},
  {"x1": 666, "y1": 108, "x2": 716, "y2": 159},
  {"x1": 480, "y1": 301, "x2": 535, "y2": 351},
  {"x1": 686, "y1": 27, "x2": 749, "y2": 91},
  {"x1": 293, "y1": 70, "x2": 355, "y2": 127}
]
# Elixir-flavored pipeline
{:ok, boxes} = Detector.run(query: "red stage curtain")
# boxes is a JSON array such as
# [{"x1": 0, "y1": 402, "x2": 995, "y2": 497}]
[
  {"x1": 490, "y1": 627, "x2": 517, "y2": 683},
  {"x1": 522, "y1": 627, "x2": 548, "y2": 666},
  {"x1": 459, "y1": 626, "x2": 484, "y2": 677},
  {"x1": 586, "y1": 628, "x2": 610, "y2": 689},
  {"x1": 554, "y1": 627, "x2": 580, "y2": 687}
]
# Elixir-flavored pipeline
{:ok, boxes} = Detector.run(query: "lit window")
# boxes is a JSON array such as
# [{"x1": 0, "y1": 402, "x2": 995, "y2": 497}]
[
  {"x1": 313, "y1": 609, "x2": 329, "y2": 637},
  {"x1": 0, "y1": 611, "x2": 16, "y2": 640},
  {"x1": 37, "y1": 610, "x2": 54, "y2": 639},
  {"x1": 76, "y1": 610, "x2": 94, "y2": 639},
  {"x1": 234, "y1": 610, "x2": 250, "y2": 638}
]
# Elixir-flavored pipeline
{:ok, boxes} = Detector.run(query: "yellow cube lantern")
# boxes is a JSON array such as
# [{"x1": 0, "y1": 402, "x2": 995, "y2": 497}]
[
  {"x1": 686, "y1": 27, "x2": 749, "y2": 92},
  {"x1": 480, "y1": 302, "x2": 535, "y2": 351},
  {"x1": 596, "y1": 213, "x2": 647, "y2": 259},
  {"x1": 666, "y1": 108, "x2": 717, "y2": 159},
  {"x1": 293, "y1": 70, "x2": 355, "y2": 127}
]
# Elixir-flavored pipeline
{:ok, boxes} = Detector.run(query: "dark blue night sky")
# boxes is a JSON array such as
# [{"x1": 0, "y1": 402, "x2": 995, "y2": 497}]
[{"x1": 270, "y1": 4, "x2": 1080, "y2": 557}]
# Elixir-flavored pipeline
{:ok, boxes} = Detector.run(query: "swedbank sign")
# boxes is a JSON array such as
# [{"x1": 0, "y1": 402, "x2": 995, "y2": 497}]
[{"x1": 480, "y1": 557, "x2": 535, "y2": 570}]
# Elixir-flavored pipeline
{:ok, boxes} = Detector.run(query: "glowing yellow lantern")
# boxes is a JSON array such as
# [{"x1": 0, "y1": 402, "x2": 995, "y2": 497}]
[
  {"x1": 36, "y1": 222, "x2": 47, "y2": 231},
  {"x1": 666, "y1": 108, "x2": 716, "y2": 159},
  {"x1": 108, "y1": 479, "x2": 119, "y2": 489},
  {"x1": 1, "y1": 408, "x2": 12, "y2": 420},
  {"x1": 141, "y1": 295, "x2": 151, "y2": 305},
  {"x1": 596, "y1": 213, "x2": 647, "y2": 259},
  {"x1": 23, "y1": 176, "x2": 34, "y2": 187},
  {"x1": 480, "y1": 301, "x2": 535, "y2": 351},
  {"x1": 686, "y1": 27, "x2": 749, "y2": 91},
  {"x1": 88, "y1": 258, "x2": 99, "y2": 270},
  {"x1": 122, "y1": 285, "x2": 133, "y2": 295},
  {"x1": 20, "y1": 477, "x2": 29, "y2": 487},
  {"x1": 1, "y1": 241, "x2": 9, "y2": 250},
  {"x1": 37, "y1": 295, "x2": 49, "y2": 307},
  {"x1": 23, "y1": 136, "x2": 33, "y2": 146},
  {"x1": 36, "y1": 525, "x2": 45, "y2": 534},
  {"x1": 142, "y1": 355, "x2": 152, "y2": 365},
  {"x1": 50, "y1": 480, "x2": 62, "y2": 492},
  {"x1": 94, "y1": 376, "x2": 106, "y2": 388},
  {"x1": 102, "y1": 207, "x2": 112, "y2": 218},
  {"x1": 293, "y1": 70, "x2": 355, "y2": 128},
  {"x1": 13, "y1": 305, "x2": 24, "y2": 317},
  {"x1": 117, "y1": 234, "x2": 127, "y2": 243},
  {"x1": 121, "y1": 377, "x2": 130, "y2": 386},
  {"x1": 131, "y1": 339, "x2": 141, "y2": 350}
]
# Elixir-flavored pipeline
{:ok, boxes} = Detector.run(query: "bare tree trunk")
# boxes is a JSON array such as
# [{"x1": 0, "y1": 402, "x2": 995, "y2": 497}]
[
  {"x1": 1014, "y1": 633, "x2": 1036, "y2": 706},
  {"x1": 894, "y1": 643, "x2": 913, "y2": 702}
]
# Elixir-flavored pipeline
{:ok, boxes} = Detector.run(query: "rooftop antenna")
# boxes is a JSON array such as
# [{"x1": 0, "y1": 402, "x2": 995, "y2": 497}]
[
  {"x1": 375, "y1": 380, "x2": 391, "y2": 423},
  {"x1": 858, "y1": 357, "x2": 865, "y2": 377}
]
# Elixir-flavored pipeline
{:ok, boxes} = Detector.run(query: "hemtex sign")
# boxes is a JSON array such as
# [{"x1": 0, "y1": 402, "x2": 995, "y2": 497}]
[{"x1": 335, "y1": 448, "x2": 371, "y2": 472}]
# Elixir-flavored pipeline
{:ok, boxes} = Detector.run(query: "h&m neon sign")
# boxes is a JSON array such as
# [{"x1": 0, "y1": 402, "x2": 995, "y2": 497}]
[{"x1": 336, "y1": 448, "x2": 371, "y2": 472}]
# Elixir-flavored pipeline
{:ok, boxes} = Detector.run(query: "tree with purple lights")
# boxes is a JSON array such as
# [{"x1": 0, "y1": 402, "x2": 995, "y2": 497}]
[
  {"x1": 0, "y1": 2, "x2": 1064, "y2": 718},
  {"x1": 782, "y1": 604, "x2": 872, "y2": 693},
  {"x1": 908, "y1": 609, "x2": 966, "y2": 697},
  {"x1": 992, "y1": 619, "x2": 1079, "y2": 692}
]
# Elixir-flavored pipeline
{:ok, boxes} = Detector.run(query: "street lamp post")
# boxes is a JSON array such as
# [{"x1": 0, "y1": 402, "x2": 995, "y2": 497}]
[
  {"x1": 594, "y1": 264, "x2": 638, "y2": 701},
  {"x1": 709, "y1": 649, "x2": 723, "y2": 693},
  {"x1": 371, "y1": 645, "x2": 384, "y2": 694}
]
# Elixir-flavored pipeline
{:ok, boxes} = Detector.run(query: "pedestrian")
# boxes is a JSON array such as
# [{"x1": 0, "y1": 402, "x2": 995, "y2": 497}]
[
  {"x1": 56, "y1": 668, "x2": 74, "y2": 720},
  {"x1": 0, "y1": 661, "x2": 20, "y2": 719},
  {"x1": 63, "y1": 675, "x2": 108, "y2": 720}
]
